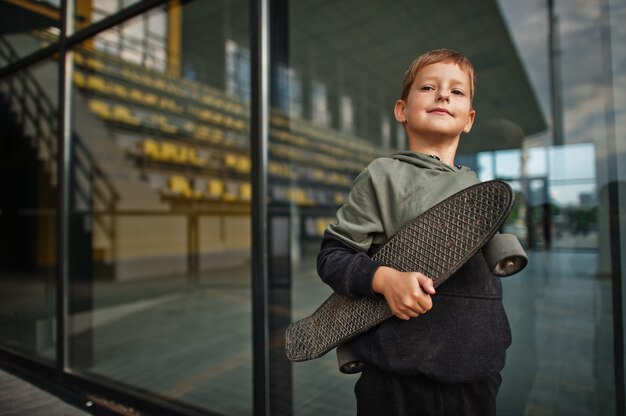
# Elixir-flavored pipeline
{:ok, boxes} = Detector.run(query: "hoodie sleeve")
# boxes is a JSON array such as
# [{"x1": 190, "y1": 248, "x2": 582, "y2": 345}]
[
  {"x1": 317, "y1": 166, "x2": 384, "y2": 299},
  {"x1": 327, "y1": 167, "x2": 384, "y2": 251},
  {"x1": 317, "y1": 231, "x2": 382, "y2": 299}
]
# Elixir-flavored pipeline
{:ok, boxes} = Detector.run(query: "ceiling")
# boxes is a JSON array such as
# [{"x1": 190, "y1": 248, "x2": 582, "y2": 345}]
[{"x1": 288, "y1": 0, "x2": 547, "y2": 154}]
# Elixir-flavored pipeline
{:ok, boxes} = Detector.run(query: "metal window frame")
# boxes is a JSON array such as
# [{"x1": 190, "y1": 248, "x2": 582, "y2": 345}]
[
  {"x1": 56, "y1": 0, "x2": 73, "y2": 375},
  {"x1": 250, "y1": 0, "x2": 270, "y2": 415},
  {"x1": 600, "y1": 1, "x2": 625, "y2": 414}
]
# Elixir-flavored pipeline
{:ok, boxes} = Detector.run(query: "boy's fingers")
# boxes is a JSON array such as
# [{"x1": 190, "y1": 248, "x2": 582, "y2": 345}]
[
  {"x1": 401, "y1": 297, "x2": 429, "y2": 315},
  {"x1": 417, "y1": 273, "x2": 436, "y2": 294},
  {"x1": 392, "y1": 308, "x2": 411, "y2": 320},
  {"x1": 416, "y1": 295, "x2": 432, "y2": 312},
  {"x1": 393, "y1": 309, "x2": 420, "y2": 320}
]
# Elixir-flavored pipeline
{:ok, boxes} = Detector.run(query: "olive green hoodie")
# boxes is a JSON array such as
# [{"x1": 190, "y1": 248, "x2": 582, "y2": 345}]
[
  {"x1": 328, "y1": 151, "x2": 478, "y2": 251},
  {"x1": 321, "y1": 151, "x2": 510, "y2": 382}
]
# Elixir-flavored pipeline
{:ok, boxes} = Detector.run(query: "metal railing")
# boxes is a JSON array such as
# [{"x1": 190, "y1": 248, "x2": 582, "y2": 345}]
[{"x1": 0, "y1": 35, "x2": 119, "y2": 257}]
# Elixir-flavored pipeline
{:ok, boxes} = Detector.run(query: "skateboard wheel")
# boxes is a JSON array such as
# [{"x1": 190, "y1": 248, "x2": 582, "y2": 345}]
[
  {"x1": 337, "y1": 343, "x2": 365, "y2": 374},
  {"x1": 482, "y1": 233, "x2": 528, "y2": 277}
]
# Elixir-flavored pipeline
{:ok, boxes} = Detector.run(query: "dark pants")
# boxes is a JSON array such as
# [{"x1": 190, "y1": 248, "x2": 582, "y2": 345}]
[{"x1": 354, "y1": 367, "x2": 502, "y2": 416}]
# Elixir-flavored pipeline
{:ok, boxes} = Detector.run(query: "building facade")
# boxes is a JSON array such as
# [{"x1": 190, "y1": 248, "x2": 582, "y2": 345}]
[{"x1": 0, "y1": 0, "x2": 625, "y2": 415}]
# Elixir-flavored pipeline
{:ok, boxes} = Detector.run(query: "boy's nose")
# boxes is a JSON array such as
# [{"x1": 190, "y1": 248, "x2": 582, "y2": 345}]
[{"x1": 437, "y1": 90, "x2": 450, "y2": 102}]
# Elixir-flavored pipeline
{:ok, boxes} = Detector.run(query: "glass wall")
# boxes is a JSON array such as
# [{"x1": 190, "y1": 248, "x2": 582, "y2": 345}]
[
  {"x1": 0, "y1": 0, "x2": 625, "y2": 415},
  {"x1": 75, "y1": 0, "x2": 144, "y2": 28},
  {"x1": 0, "y1": 0, "x2": 163, "y2": 71},
  {"x1": 66, "y1": 0, "x2": 252, "y2": 414},
  {"x1": 274, "y1": 0, "x2": 624, "y2": 415},
  {"x1": 0, "y1": 1, "x2": 60, "y2": 69},
  {"x1": 0, "y1": 58, "x2": 58, "y2": 364}
]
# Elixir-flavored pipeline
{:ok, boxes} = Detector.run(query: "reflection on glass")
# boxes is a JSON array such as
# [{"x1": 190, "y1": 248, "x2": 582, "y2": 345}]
[
  {"x1": 280, "y1": 0, "x2": 616, "y2": 415},
  {"x1": 76, "y1": 0, "x2": 142, "y2": 29},
  {"x1": 0, "y1": 59, "x2": 58, "y2": 363},
  {"x1": 87, "y1": 4, "x2": 167, "y2": 72},
  {"x1": 479, "y1": 143, "x2": 597, "y2": 250},
  {"x1": 0, "y1": 1, "x2": 160, "y2": 70},
  {"x1": 0, "y1": 2, "x2": 60, "y2": 69},
  {"x1": 68, "y1": 1, "x2": 252, "y2": 414}
]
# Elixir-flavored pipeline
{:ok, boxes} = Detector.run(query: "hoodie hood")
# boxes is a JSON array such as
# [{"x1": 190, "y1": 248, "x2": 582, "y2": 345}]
[
  {"x1": 389, "y1": 151, "x2": 473, "y2": 173},
  {"x1": 328, "y1": 151, "x2": 479, "y2": 251}
]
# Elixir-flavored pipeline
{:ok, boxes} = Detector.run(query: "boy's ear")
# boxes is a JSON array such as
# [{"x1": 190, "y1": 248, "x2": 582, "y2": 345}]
[
  {"x1": 463, "y1": 109, "x2": 476, "y2": 133},
  {"x1": 394, "y1": 99, "x2": 407, "y2": 123}
]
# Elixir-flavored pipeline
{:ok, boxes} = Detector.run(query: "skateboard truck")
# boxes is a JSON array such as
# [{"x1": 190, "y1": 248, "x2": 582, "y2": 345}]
[{"x1": 285, "y1": 180, "x2": 527, "y2": 365}]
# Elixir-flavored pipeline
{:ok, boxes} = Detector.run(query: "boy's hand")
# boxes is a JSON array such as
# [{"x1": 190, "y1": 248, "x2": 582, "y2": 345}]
[{"x1": 372, "y1": 266, "x2": 436, "y2": 320}]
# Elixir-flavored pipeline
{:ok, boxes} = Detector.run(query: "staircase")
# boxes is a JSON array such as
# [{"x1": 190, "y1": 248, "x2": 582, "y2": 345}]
[{"x1": 0, "y1": 35, "x2": 120, "y2": 272}]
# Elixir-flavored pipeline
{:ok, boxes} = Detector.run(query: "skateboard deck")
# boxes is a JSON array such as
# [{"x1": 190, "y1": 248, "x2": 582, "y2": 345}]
[
  {"x1": 335, "y1": 231, "x2": 527, "y2": 375},
  {"x1": 285, "y1": 180, "x2": 516, "y2": 363}
]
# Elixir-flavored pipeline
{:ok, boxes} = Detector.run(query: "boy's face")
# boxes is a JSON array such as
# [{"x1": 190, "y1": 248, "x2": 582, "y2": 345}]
[{"x1": 394, "y1": 62, "x2": 475, "y2": 142}]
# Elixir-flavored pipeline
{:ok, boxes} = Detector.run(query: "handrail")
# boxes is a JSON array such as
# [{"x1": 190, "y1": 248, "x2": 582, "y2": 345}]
[{"x1": 0, "y1": 35, "x2": 119, "y2": 254}]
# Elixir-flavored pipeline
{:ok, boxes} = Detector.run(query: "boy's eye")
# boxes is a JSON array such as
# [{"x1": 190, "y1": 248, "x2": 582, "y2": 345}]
[
  {"x1": 421, "y1": 85, "x2": 434, "y2": 91},
  {"x1": 452, "y1": 89, "x2": 465, "y2": 96}
]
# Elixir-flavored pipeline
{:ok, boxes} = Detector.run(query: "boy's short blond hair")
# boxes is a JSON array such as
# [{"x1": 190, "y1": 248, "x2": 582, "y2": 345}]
[{"x1": 400, "y1": 49, "x2": 476, "y2": 102}]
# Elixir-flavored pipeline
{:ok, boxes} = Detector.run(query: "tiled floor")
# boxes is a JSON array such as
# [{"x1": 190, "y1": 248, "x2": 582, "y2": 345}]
[
  {"x1": 0, "y1": 249, "x2": 617, "y2": 416},
  {"x1": 0, "y1": 369, "x2": 88, "y2": 416}
]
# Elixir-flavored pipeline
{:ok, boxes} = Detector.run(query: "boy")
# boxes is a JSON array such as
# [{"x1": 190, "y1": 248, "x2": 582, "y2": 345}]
[{"x1": 317, "y1": 49, "x2": 511, "y2": 415}]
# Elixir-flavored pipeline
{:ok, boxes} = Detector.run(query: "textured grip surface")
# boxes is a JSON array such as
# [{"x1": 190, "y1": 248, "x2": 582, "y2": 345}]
[{"x1": 285, "y1": 180, "x2": 514, "y2": 362}]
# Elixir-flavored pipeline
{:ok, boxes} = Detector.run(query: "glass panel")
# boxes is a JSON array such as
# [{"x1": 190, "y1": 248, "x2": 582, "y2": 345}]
[
  {"x1": 277, "y1": 0, "x2": 621, "y2": 415},
  {"x1": 0, "y1": 1, "x2": 61, "y2": 69},
  {"x1": 86, "y1": 5, "x2": 168, "y2": 73},
  {"x1": 68, "y1": 1, "x2": 252, "y2": 414},
  {"x1": 76, "y1": 0, "x2": 142, "y2": 29},
  {"x1": 498, "y1": 2, "x2": 617, "y2": 414},
  {"x1": 0, "y1": 0, "x2": 152, "y2": 70},
  {"x1": 0, "y1": 58, "x2": 58, "y2": 364}
]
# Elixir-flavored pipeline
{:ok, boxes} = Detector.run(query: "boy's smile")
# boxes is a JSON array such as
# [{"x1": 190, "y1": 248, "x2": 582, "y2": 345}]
[
  {"x1": 394, "y1": 62, "x2": 475, "y2": 146},
  {"x1": 428, "y1": 107, "x2": 452, "y2": 115}
]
